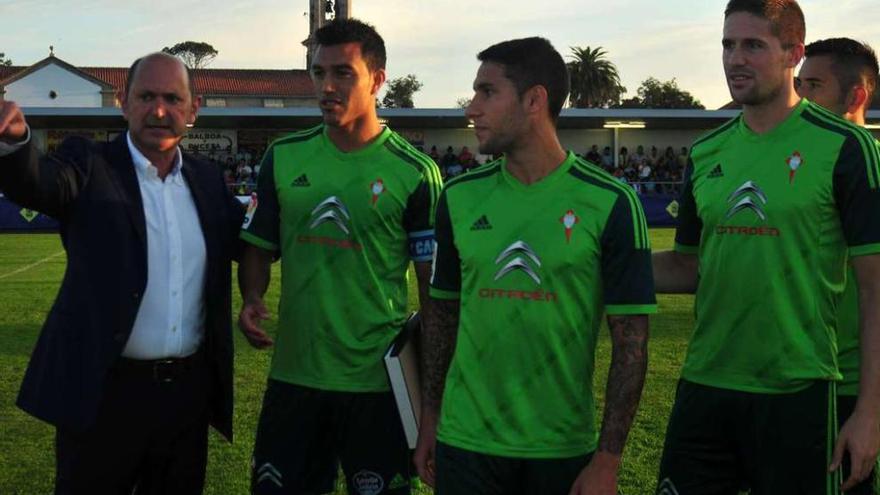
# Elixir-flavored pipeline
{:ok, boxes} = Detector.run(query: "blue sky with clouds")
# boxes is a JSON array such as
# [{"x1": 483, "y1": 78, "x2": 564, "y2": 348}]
[{"x1": 2, "y1": 0, "x2": 879, "y2": 109}]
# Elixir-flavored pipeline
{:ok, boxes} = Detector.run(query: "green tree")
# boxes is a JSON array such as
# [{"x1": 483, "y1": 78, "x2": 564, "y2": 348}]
[
  {"x1": 161, "y1": 41, "x2": 218, "y2": 69},
  {"x1": 381, "y1": 74, "x2": 423, "y2": 108},
  {"x1": 0, "y1": 53, "x2": 12, "y2": 67},
  {"x1": 617, "y1": 77, "x2": 704, "y2": 109},
  {"x1": 567, "y1": 46, "x2": 626, "y2": 108}
]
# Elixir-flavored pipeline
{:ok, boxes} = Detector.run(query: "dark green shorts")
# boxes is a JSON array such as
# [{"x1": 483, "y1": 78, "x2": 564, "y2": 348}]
[
  {"x1": 251, "y1": 380, "x2": 412, "y2": 495},
  {"x1": 657, "y1": 379, "x2": 839, "y2": 495},
  {"x1": 435, "y1": 441, "x2": 592, "y2": 495}
]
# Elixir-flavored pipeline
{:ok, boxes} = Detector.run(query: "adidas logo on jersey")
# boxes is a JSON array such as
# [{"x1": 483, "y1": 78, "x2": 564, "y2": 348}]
[
  {"x1": 708, "y1": 164, "x2": 724, "y2": 178},
  {"x1": 471, "y1": 214, "x2": 493, "y2": 230},
  {"x1": 291, "y1": 174, "x2": 311, "y2": 187}
]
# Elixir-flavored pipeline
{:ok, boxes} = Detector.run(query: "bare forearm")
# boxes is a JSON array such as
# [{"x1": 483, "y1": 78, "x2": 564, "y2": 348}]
[
  {"x1": 652, "y1": 250, "x2": 698, "y2": 294},
  {"x1": 238, "y1": 245, "x2": 273, "y2": 303},
  {"x1": 598, "y1": 314, "x2": 649, "y2": 456},
  {"x1": 421, "y1": 297, "x2": 460, "y2": 415}
]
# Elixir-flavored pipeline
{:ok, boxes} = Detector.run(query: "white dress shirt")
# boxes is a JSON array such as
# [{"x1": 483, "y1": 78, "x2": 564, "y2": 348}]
[{"x1": 123, "y1": 132, "x2": 207, "y2": 359}]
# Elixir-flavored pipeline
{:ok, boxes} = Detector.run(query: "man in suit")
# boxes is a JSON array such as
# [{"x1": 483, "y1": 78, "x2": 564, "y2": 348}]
[{"x1": 0, "y1": 52, "x2": 244, "y2": 494}]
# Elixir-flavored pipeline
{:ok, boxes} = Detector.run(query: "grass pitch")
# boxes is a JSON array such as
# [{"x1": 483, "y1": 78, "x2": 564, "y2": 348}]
[{"x1": 0, "y1": 229, "x2": 694, "y2": 494}]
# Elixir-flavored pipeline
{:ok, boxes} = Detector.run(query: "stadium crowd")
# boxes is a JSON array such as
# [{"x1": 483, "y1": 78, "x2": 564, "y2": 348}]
[{"x1": 414, "y1": 143, "x2": 688, "y2": 195}]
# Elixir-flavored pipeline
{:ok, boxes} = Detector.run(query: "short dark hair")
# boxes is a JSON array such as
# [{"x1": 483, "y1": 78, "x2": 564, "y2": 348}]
[
  {"x1": 126, "y1": 53, "x2": 195, "y2": 97},
  {"x1": 806, "y1": 37, "x2": 879, "y2": 106},
  {"x1": 477, "y1": 37, "x2": 570, "y2": 120},
  {"x1": 314, "y1": 18, "x2": 386, "y2": 71},
  {"x1": 724, "y1": 0, "x2": 805, "y2": 48}
]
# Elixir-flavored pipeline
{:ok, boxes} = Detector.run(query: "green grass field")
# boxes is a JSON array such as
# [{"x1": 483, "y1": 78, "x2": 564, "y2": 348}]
[{"x1": 0, "y1": 229, "x2": 694, "y2": 494}]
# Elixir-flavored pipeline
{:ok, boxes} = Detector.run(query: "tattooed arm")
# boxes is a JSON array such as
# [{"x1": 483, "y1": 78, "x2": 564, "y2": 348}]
[
  {"x1": 569, "y1": 314, "x2": 649, "y2": 495},
  {"x1": 413, "y1": 297, "x2": 460, "y2": 487}
]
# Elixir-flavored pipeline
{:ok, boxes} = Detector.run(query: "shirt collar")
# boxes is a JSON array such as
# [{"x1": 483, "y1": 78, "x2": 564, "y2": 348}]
[{"x1": 126, "y1": 131, "x2": 184, "y2": 184}]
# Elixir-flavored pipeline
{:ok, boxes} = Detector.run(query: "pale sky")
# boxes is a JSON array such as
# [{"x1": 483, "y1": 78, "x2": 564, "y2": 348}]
[{"x1": 2, "y1": 0, "x2": 879, "y2": 109}]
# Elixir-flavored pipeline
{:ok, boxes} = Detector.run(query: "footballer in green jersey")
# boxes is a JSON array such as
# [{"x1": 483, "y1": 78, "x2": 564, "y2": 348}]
[
  {"x1": 241, "y1": 124, "x2": 439, "y2": 390},
  {"x1": 414, "y1": 37, "x2": 654, "y2": 495},
  {"x1": 654, "y1": 3, "x2": 880, "y2": 494},
  {"x1": 798, "y1": 36, "x2": 880, "y2": 495},
  {"x1": 239, "y1": 20, "x2": 441, "y2": 495}
]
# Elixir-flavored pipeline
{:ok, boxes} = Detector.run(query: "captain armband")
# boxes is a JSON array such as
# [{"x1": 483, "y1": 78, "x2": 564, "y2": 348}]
[{"x1": 408, "y1": 229, "x2": 435, "y2": 262}]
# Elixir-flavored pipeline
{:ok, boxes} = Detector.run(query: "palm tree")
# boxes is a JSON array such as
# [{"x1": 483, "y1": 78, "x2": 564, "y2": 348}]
[{"x1": 567, "y1": 46, "x2": 625, "y2": 108}]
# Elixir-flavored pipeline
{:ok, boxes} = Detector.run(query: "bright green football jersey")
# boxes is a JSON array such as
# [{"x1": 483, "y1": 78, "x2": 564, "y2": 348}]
[
  {"x1": 835, "y1": 139, "x2": 880, "y2": 397},
  {"x1": 675, "y1": 99, "x2": 880, "y2": 393},
  {"x1": 837, "y1": 265, "x2": 859, "y2": 396},
  {"x1": 241, "y1": 125, "x2": 442, "y2": 392},
  {"x1": 430, "y1": 152, "x2": 656, "y2": 458}
]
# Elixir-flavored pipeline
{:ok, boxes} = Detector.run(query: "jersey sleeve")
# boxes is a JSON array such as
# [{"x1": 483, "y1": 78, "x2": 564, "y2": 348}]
[
  {"x1": 834, "y1": 136, "x2": 880, "y2": 257},
  {"x1": 601, "y1": 193, "x2": 657, "y2": 315},
  {"x1": 239, "y1": 146, "x2": 280, "y2": 251},
  {"x1": 674, "y1": 158, "x2": 702, "y2": 254},
  {"x1": 402, "y1": 161, "x2": 443, "y2": 262},
  {"x1": 428, "y1": 189, "x2": 461, "y2": 299}
]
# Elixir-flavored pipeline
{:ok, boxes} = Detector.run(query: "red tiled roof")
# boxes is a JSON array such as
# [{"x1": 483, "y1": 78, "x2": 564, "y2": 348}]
[
  {"x1": 1, "y1": 63, "x2": 314, "y2": 98},
  {"x1": 81, "y1": 67, "x2": 314, "y2": 98}
]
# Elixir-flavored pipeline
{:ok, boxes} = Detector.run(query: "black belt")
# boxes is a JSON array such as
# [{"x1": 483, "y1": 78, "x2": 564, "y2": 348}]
[{"x1": 113, "y1": 348, "x2": 205, "y2": 384}]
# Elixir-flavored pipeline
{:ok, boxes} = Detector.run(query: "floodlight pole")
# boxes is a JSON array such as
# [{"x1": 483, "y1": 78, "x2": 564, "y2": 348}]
[{"x1": 303, "y1": 0, "x2": 353, "y2": 69}]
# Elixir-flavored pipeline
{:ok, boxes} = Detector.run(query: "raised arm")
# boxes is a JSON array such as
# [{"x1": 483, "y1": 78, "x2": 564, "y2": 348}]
[
  {"x1": 0, "y1": 100, "x2": 86, "y2": 217},
  {"x1": 0, "y1": 101, "x2": 27, "y2": 142}
]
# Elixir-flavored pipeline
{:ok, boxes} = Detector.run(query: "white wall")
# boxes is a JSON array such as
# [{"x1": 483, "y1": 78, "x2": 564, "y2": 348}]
[{"x1": 6, "y1": 64, "x2": 102, "y2": 107}]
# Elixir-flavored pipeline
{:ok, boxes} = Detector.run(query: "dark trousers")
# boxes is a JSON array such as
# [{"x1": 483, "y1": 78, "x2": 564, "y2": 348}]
[
  {"x1": 657, "y1": 380, "x2": 836, "y2": 495},
  {"x1": 55, "y1": 353, "x2": 211, "y2": 495},
  {"x1": 251, "y1": 380, "x2": 412, "y2": 495}
]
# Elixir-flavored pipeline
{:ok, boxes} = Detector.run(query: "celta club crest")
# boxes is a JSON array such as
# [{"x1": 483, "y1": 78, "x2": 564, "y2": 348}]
[
  {"x1": 560, "y1": 209, "x2": 580, "y2": 243},
  {"x1": 787, "y1": 151, "x2": 804, "y2": 184},
  {"x1": 370, "y1": 179, "x2": 385, "y2": 206}
]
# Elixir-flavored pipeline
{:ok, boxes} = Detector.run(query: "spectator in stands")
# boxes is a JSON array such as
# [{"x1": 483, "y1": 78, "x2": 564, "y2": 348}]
[
  {"x1": 442, "y1": 145, "x2": 457, "y2": 167},
  {"x1": 446, "y1": 160, "x2": 464, "y2": 178},
  {"x1": 458, "y1": 145, "x2": 474, "y2": 164},
  {"x1": 639, "y1": 160, "x2": 655, "y2": 192},
  {"x1": 236, "y1": 160, "x2": 253, "y2": 182},
  {"x1": 601, "y1": 146, "x2": 614, "y2": 171},
  {"x1": 660, "y1": 146, "x2": 676, "y2": 170},
  {"x1": 677, "y1": 146, "x2": 689, "y2": 170},
  {"x1": 462, "y1": 156, "x2": 479, "y2": 173},
  {"x1": 648, "y1": 145, "x2": 660, "y2": 167},
  {"x1": 618, "y1": 146, "x2": 629, "y2": 170},
  {"x1": 429, "y1": 145, "x2": 440, "y2": 162},
  {"x1": 629, "y1": 144, "x2": 648, "y2": 169},
  {"x1": 585, "y1": 144, "x2": 601, "y2": 164},
  {"x1": 655, "y1": 161, "x2": 671, "y2": 194}
]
